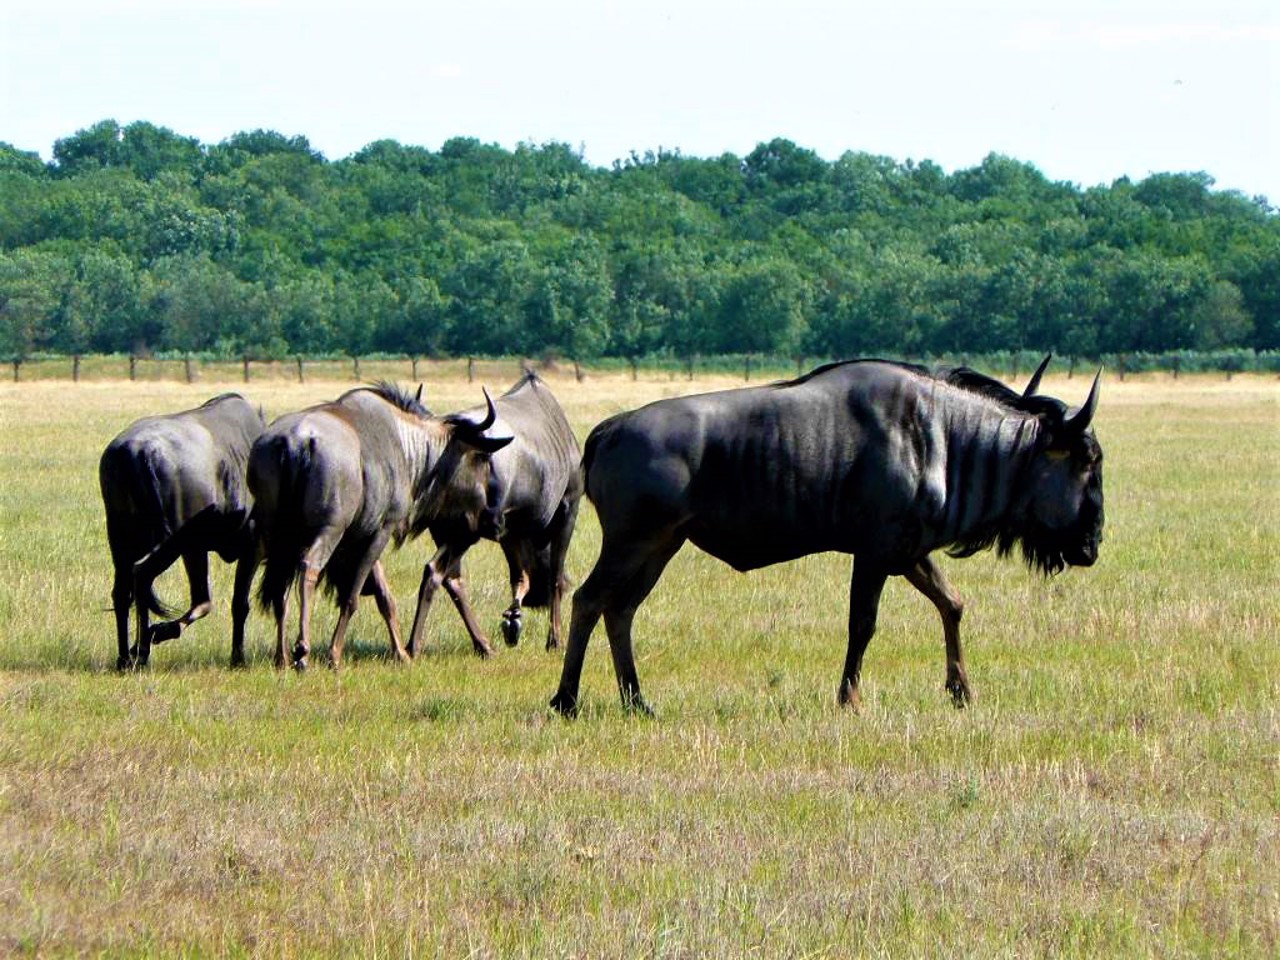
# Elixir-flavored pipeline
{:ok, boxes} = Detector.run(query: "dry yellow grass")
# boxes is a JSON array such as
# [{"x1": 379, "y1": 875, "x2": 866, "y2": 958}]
[{"x1": 0, "y1": 364, "x2": 1276, "y2": 957}]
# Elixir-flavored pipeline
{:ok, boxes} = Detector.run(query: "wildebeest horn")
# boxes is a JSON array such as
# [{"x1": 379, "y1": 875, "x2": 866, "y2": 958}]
[
  {"x1": 1065, "y1": 370, "x2": 1101, "y2": 433},
  {"x1": 414, "y1": 383, "x2": 424, "y2": 406},
  {"x1": 475, "y1": 387, "x2": 497, "y2": 432},
  {"x1": 1023, "y1": 354, "x2": 1052, "y2": 398}
]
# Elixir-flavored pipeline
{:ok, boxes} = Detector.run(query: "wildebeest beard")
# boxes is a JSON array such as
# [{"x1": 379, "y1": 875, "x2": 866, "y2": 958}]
[{"x1": 947, "y1": 520, "x2": 1078, "y2": 577}]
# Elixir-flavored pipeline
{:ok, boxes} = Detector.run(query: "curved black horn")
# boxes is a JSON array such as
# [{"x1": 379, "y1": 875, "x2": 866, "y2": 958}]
[
  {"x1": 1023, "y1": 354, "x2": 1052, "y2": 398},
  {"x1": 1065, "y1": 369, "x2": 1101, "y2": 433},
  {"x1": 474, "y1": 386, "x2": 497, "y2": 432},
  {"x1": 414, "y1": 383, "x2": 424, "y2": 406}
]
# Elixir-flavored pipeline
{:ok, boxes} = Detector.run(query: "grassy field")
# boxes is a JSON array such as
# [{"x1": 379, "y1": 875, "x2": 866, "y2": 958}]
[{"x1": 0, "y1": 364, "x2": 1276, "y2": 957}]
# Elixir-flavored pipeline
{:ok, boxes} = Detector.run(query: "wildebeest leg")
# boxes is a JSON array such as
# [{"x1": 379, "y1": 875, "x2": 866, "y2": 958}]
[
  {"x1": 271, "y1": 591, "x2": 290, "y2": 670},
  {"x1": 904, "y1": 555, "x2": 971, "y2": 707},
  {"x1": 499, "y1": 539, "x2": 536, "y2": 648},
  {"x1": 293, "y1": 565, "x2": 321, "y2": 670},
  {"x1": 328, "y1": 532, "x2": 395, "y2": 669},
  {"x1": 441, "y1": 569, "x2": 492, "y2": 657},
  {"x1": 228, "y1": 541, "x2": 260, "y2": 668},
  {"x1": 150, "y1": 550, "x2": 213, "y2": 645},
  {"x1": 550, "y1": 533, "x2": 684, "y2": 717},
  {"x1": 543, "y1": 496, "x2": 579, "y2": 651},
  {"x1": 409, "y1": 544, "x2": 490, "y2": 658},
  {"x1": 365, "y1": 559, "x2": 410, "y2": 664},
  {"x1": 130, "y1": 536, "x2": 184, "y2": 667},
  {"x1": 111, "y1": 566, "x2": 134, "y2": 671},
  {"x1": 839, "y1": 560, "x2": 889, "y2": 711}
]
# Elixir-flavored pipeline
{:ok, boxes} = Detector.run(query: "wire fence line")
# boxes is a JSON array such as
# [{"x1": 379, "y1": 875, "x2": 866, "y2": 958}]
[{"x1": 8, "y1": 349, "x2": 1280, "y2": 385}]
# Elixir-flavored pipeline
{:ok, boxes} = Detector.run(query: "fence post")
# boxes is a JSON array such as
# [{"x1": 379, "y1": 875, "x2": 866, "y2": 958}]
[
  {"x1": 628, "y1": 357, "x2": 638, "y2": 381},
  {"x1": 467, "y1": 357, "x2": 474, "y2": 383},
  {"x1": 129, "y1": 355, "x2": 137, "y2": 381},
  {"x1": 744, "y1": 355, "x2": 752, "y2": 382},
  {"x1": 296, "y1": 355, "x2": 305, "y2": 384},
  {"x1": 11, "y1": 359, "x2": 19, "y2": 382},
  {"x1": 242, "y1": 356, "x2": 251, "y2": 383},
  {"x1": 73, "y1": 355, "x2": 81, "y2": 382},
  {"x1": 411, "y1": 356, "x2": 419, "y2": 380}
]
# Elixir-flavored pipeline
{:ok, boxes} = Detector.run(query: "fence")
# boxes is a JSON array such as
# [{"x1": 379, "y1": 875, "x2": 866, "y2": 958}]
[{"x1": 7, "y1": 350, "x2": 1280, "y2": 385}]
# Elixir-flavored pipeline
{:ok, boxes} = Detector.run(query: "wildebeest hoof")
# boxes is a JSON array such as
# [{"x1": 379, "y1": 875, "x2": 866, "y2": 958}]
[
  {"x1": 149, "y1": 620, "x2": 182, "y2": 645},
  {"x1": 229, "y1": 653, "x2": 247, "y2": 669},
  {"x1": 946, "y1": 680, "x2": 972, "y2": 709},
  {"x1": 621, "y1": 691, "x2": 655, "y2": 718},
  {"x1": 116, "y1": 655, "x2": 134, "y2": 672},
  {"x1": 501, "y1": 612, "x2": 522, "y2": 647},
  {"x1": 549, "y1": 691, "x2": 579, "y2": 718}
]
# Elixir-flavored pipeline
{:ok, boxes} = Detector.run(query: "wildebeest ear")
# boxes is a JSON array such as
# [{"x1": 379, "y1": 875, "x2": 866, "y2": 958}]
[{"x1": 1023, "y1": 354, "x2": 1052, "y2": 398}]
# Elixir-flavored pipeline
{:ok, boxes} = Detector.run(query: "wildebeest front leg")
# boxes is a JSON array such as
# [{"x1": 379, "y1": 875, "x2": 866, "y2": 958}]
[
  {"x1": 365, "y1": 559, "x2": 410, "y2": 664},
  {"x1": 551, "y1": 533, "x2": 683, "y2": 717},
  {"x1": 409, "y1": 544, "x2": 491, "y2": 658},
  {"x1": 904, "y1": 555, "x2": 971, "y2": 707},
  {"x1": 839, "y1": 560, "x2": 888, "y2": 711},
  {"x1": 441, "y1": 570, "x2": 493, "y2": 657},
  {"x1": 329, "y1": 531, "x2": 397, "y2": 669}
]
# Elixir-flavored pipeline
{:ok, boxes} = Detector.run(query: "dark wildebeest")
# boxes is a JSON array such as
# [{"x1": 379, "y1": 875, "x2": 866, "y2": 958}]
[
  {"x1": 248, "y1": 382, "x2": 512, "y2": 670},
  {"x1": 99, "y1": 393, "x2": 264, "y2": 670},
  {"x1": 406, "y1": 370, "x2": 583, "y2": 658},
  {"x1": 550, "y1": 356, "x2": 1103, "y2": 716}
]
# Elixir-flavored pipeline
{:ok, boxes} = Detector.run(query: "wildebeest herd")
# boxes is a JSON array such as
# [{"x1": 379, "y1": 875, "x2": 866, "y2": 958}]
[{"x1": 100, "y1": 359, "x2": 1104, "y2": 715}]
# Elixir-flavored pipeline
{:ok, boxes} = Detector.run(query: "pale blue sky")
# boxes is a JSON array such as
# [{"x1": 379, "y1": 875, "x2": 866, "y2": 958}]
[{"x1": 3, "y1": 0, "x2": 1277, "y2": 201}]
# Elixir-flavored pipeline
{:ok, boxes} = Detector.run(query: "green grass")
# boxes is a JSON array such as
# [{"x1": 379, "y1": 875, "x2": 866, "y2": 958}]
[{"x1": 0, "y1": 370, "x2": 1276, "y2": 957}]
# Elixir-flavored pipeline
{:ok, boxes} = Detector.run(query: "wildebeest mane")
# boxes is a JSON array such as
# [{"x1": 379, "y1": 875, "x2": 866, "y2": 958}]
[{"x1": 344, "y1": 380, "x2": 430, "y2": 416}]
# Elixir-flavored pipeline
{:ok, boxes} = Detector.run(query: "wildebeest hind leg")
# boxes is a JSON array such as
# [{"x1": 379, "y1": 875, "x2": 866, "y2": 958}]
[
  {"x1": 499, "y1": 540, "x2": 536, "y2": 647},
  {"x1": 839, "y1": 560, "x2": 888, "y2": 711},
  {"x1": 111, "y1": 567, "x2": 133, "y2": 670},
  {"x1": 904, "y1": 556, "x2": 971, "y2": 707},
  {"x1": 543, "y1": 497, "x2": 580, "y2": 651},
  {"x1": 151, "y1": 550, "x2": 213, "y2": 645},
  {"x1": 228, "y1": 541, "x2": 260, "y2": 668}
]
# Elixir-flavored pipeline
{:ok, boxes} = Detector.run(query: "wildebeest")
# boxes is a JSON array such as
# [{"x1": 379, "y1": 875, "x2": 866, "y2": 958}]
[
  {"x1": 248, "y1": 382, "x2": 512, "y2": 670},
  {"x1": 406, "y1": 370, "x2": 583, "y2": 658},
  {"x1": 99, "y1": 393, "x2": 264, "y2": 670},
  {"x1": 550, "y1": 356, "x2": 1103, "y2": 716}
]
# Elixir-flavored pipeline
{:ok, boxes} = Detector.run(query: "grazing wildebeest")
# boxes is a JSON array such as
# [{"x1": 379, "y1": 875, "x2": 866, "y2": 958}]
[
  {"x1": 99, "y1": 393, "x2": 264, "y2": 670},
  {"x1": 550, "y1": 356, "x2": 1103, "y2": 716},
  {"x1": 406, "y1": 370, "x2": 583, "y2": 658},
  {"x1": 249, "y1": 382, "x2": 512, "y2": 670}
]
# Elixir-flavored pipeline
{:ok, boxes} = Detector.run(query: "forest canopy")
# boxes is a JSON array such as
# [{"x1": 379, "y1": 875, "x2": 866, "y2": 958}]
[{"x1": 2, "y1": 119, "x2": 1277, "y2": 363}]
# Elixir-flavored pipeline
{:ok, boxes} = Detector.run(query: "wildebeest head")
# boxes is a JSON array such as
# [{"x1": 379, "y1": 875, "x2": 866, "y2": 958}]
[
  {"x1": 1011, "y1": 372, "x2": 1105, "y2": 575},
  {"x1": 412, "y1": 388, "x2": 515, "y2": 536}
]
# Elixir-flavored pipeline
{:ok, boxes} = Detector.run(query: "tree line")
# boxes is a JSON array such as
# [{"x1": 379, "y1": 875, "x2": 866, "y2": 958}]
[{"x1": 2, "y1": 119, "x2": 1277, "y2": 366}]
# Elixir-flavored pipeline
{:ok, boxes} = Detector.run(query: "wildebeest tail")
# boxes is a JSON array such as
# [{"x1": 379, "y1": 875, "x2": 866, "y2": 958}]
[{"x1": 254, "y1": 435, "x2": 316, "y2": 612}]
